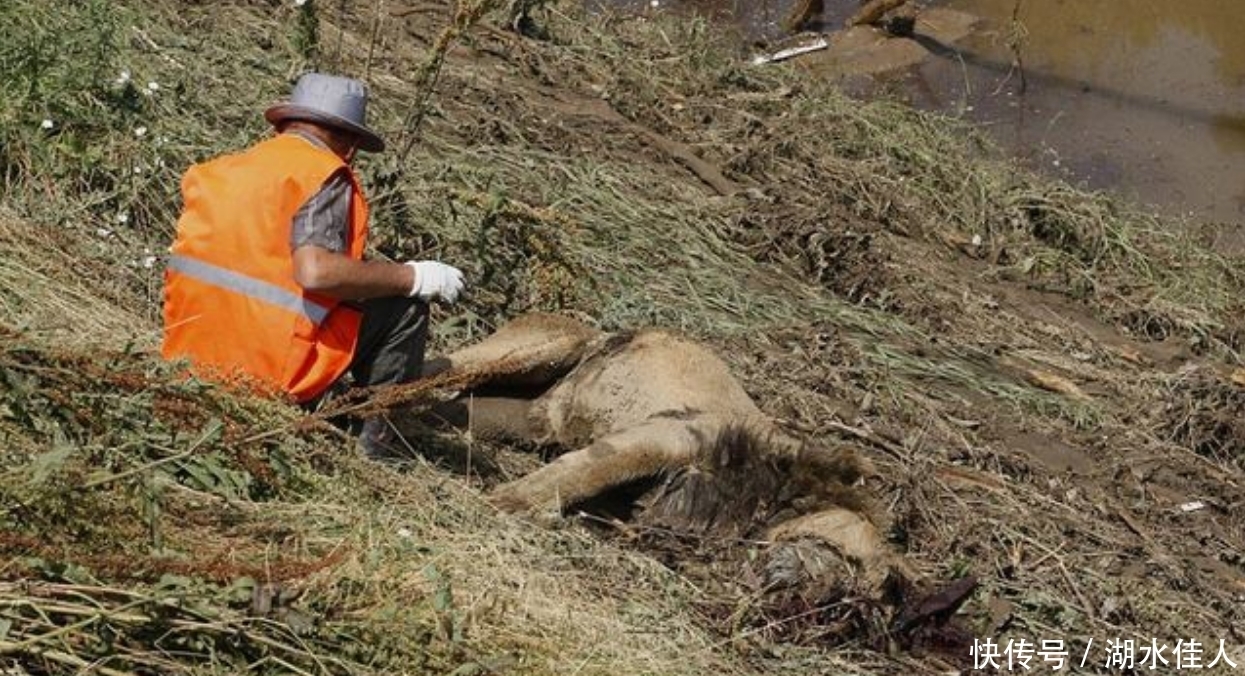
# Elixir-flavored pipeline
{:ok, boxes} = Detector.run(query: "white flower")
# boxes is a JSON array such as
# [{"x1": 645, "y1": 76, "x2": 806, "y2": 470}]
[
  {"x1": 396, "y1": 527, "x2": 412, "y2": 538},
  {"x1": 649, "y1": 0, "x2": 659, "y2": 6},
  {"x1": 133, "y1": 166, "x2": 144, "y2": 175},
  {"x1": 134, "y1": 126, "x2": 148, "y2": 138},
  {"x1": 971, "y1": 234, "x2": 982, "y2": 247},
  {"x1": 142, "y1": 255, "x2": 158, "y2": 269},
  {"x1": 146, "y1": 81, "x2": 160, "y2": 95},
  {"x1": 116, "y1": 213, "x2": 130, "y2": 224},
  {"x1": 96, "y1": 227, "x2": 113, "y2": 238},
  {"x1": 40, "y1": 119, "x2": 54, "y2": 130},
  {"x1": 294, "y1": 0, "x2": 308, "y2": 6},
  {"x1": 116, "y1": 69, "x2": 131, "y2": 85}
]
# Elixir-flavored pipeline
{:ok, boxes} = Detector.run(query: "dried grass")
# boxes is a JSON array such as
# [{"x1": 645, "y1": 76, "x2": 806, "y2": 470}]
[
  {"x1": 0, "y1": 213, "x2": 156, "y2": 349},
  {"x1": 3, "y1": 0, "x2": 1245, "y2": 673}
]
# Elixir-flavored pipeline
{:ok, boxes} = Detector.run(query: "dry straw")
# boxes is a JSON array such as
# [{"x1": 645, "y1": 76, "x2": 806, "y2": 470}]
[{"x1": 2, "y1": 0, "x2": 1244, "y2": 673}]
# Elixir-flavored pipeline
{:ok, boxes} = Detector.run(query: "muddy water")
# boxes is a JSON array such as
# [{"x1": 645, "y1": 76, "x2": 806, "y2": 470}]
[
  {"x1": 915, "y1": 0, "x2": 1245, "y2": 231},
  {"x1": 593, "y1": 0, "x2": 1245, "y2": 234},
  {"x1": 587, "y1": 0, "x2": 861, "y2": 38}
]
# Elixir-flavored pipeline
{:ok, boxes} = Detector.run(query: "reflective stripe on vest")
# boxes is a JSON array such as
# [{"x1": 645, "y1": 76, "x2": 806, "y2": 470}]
[
  {"x1": 167, "y1": 254, "x2": 331, "y2": 325},
  {"x1": 162, "y1": 134, "x2": 370, "y2": 402}
]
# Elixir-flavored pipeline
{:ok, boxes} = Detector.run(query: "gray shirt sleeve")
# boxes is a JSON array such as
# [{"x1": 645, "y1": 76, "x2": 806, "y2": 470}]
[{"x1": 290, "y1": 169, "x2": 352, "y2": 253}]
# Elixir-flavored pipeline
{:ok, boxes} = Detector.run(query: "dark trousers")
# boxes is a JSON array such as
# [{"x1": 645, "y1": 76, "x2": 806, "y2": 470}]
[
  {"x1": 349, "y1": 296, "x2": 430, "y2": 388},
  {"x1": 302, "y1": 297, "x2": 429, "y2": 432}
]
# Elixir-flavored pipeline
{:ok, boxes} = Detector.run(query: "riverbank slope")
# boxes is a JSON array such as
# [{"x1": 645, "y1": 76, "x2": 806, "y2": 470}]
[{"x1": 2, "y1": 0, "x2": 1243, "y2": 673}]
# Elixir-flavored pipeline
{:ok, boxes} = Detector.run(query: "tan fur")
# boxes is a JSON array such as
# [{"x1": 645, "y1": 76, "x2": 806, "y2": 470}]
[
  {"x1": 537, "y1": 331, "x2": 766, "y2": 447},
  {"x1": 421, "y1": 312, "x2": 601, "y2": 389},
  {"x1": 490, "y1": 414, "x2": 723, "y2": 511},
  {"x1": 429, "y1": 315, "x2": 786, "y2": 507},
  {"x1": 769, "y1": 508, "x2": 882, "y2": 565},
  {"x1": 427, "y1": 313, "x2": 899, "y2": 589},
  {"x1": 764, "y1": 508, "x2": 891, "y2": 596}
]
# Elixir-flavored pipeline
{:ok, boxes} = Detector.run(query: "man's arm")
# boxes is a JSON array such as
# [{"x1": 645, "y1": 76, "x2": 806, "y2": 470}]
[
  {"x1": 287, "y1": 169, "x2": 413, "y2": 301},
  {"x1": 287, "y1": 169, "x2": 463, "y2": 303},
  {"x1": 292, "y1": 245, "x2": 414, "y2": 301}
]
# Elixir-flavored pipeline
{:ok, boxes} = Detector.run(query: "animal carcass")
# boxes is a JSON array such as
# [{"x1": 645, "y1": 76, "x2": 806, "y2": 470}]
[{"x1": 419, "y1": 313, "x2": 911, "y2": 600}]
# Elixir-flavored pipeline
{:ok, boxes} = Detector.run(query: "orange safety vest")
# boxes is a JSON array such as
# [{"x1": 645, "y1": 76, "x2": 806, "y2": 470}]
[{"x1": 162, "y1": 134, "x2": 369, "y2": 402}]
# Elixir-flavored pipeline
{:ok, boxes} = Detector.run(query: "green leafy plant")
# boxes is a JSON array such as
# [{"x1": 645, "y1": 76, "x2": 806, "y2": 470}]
[{"x1": 291, "y1": 0, "x2": 321, "y2": 68}]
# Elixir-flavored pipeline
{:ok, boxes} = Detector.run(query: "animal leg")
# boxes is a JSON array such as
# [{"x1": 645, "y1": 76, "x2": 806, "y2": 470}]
[
  {"x1": 490, "y1": 415, "x2": 724, "y2": 512},
  {"x1": 421, "y1": 313, "x2": 603, "y2": 389},
  {"x1": 420, "y1": 395, "x2": 545, "y2": 443}
]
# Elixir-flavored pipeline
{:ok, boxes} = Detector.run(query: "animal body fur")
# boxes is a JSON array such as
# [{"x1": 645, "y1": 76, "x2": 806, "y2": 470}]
[{"x1": 420, "y1": 313, "x2": 906, "y2": 593}]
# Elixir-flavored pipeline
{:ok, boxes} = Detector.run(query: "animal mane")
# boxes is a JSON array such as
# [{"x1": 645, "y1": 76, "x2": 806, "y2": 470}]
[{"x1": 634, "y1": 423, "x2": 872, "y2": 537}]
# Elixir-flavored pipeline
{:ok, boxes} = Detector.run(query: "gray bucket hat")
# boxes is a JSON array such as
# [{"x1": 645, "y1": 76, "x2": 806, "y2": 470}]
[{"x1": 264, "y1": 73, "x2": 385, "y2": 152}]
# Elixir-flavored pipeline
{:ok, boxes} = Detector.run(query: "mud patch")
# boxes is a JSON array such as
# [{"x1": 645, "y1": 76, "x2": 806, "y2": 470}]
[
  {"x1": 918, "y1": 0, "x2": 1245, "y2": 227},
  {"x1": 999, "y1": 429, "x2": 1094, "y2": 476},
  {"x1": 794, "y1": 8, "x2": 979, "y2": 79}
]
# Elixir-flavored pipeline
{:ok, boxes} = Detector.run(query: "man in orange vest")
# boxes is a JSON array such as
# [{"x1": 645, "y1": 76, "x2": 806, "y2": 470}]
[{"x1": 163, "y1": 72, "x2": 465, "y2": 456}]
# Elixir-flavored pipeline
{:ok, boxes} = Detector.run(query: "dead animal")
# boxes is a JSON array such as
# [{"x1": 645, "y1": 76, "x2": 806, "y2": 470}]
[{"x1": 411, "y1": 312, "x2": 971, "y2": 639}]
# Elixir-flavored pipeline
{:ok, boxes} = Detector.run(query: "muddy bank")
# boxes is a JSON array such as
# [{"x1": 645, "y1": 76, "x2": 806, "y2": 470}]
[
  {"x1": 594, "y1": 0, "x2": 1245, "y2": 239},
  {"x1": 6, "y1": 0, "x2": 1245, "y2": 673},
  {"x1": 915, "y1": 0, "x2": 1245, "y2": 237}
]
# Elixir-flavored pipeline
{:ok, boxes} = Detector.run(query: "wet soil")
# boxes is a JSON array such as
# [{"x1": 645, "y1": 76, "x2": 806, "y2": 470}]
[
  {"x1": 915, "y1": 0, "x2": 1245, "y2": 239},
  {"x1": 593, "y1": 0, "x2": 1245, "y2": 241},
  {"x1": 384, "y1": 3, "x2": 1245, "y2": 660},
  {"x1": 13, "y1": 0, "x2": 1245, "y2": 672}
]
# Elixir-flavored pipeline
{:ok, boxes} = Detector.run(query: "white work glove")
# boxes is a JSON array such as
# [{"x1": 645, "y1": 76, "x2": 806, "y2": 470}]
[{"x1": 405, "y1": 260, "x2": 465, "y2": 304}]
